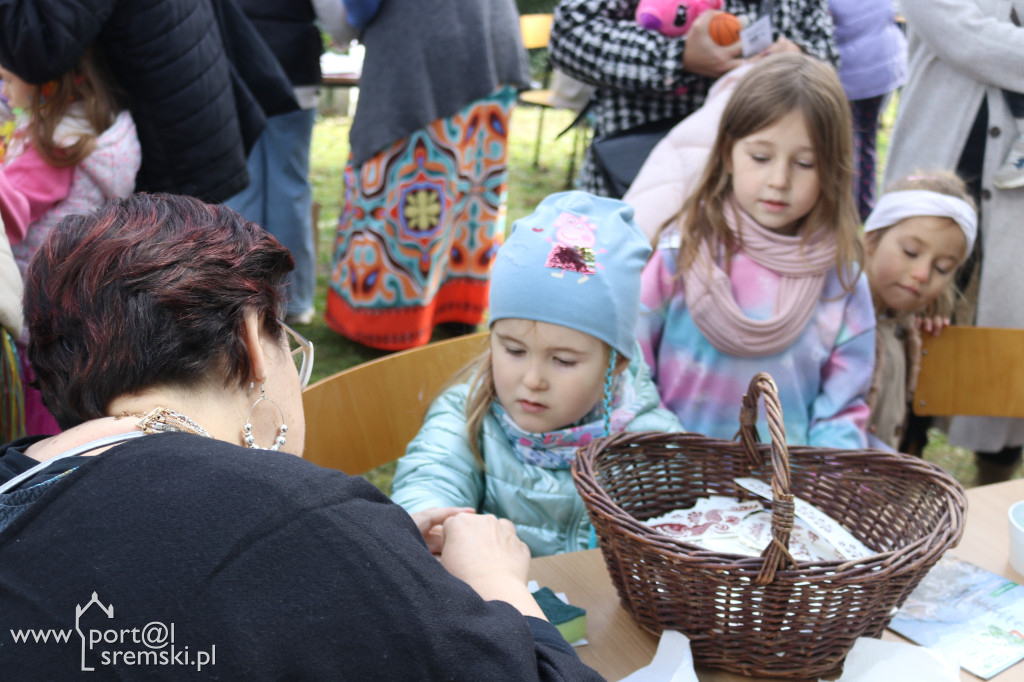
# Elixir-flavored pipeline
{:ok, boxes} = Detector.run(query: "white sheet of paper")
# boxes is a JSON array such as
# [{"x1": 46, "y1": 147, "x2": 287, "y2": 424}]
[
  {"x1": 833, "y1": 637, "x2": 959, "y2": 682},
  {"x1": 617, "y1": 630, "x2": 699, "y2": 682},
  {"x1": 741, "y1": 15, "x2": 773, "y2": 58},
  {"x1": 611, "y1": 630, "x2": 957, "y2": 681},
  {"x1": 734, "y1": 477, "x2": 873, "y2": 560}
]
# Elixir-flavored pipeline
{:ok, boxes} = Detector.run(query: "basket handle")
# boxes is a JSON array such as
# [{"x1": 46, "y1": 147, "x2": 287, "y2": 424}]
[{"x1": 738, "y1": 372, "x2": 796, "y2": 585}]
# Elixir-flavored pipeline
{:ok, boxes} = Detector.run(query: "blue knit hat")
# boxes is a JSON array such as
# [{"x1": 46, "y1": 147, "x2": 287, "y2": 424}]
[{"x1": 489, "y1": 191, "x2": 652, "y2": 360}]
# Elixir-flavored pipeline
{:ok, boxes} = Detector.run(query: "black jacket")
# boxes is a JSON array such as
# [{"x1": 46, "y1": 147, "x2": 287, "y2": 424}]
[
  {"x1": 0, "y1": 433, "x2": 603, "y2": 680},
  {"x1": 238, "y1": 0, "x2": 322, "y2": 87},
  {"x1": 0, "y1": 0, "x2": 296, "y2": 202}
]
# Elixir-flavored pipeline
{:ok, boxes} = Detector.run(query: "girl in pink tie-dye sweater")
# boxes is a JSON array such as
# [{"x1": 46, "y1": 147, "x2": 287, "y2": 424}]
[{"x1": 636, "y1": 54, "x2": 875, "y2": 449}]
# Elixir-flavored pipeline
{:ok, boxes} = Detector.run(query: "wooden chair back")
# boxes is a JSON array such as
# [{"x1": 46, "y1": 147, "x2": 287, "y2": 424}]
[
  {"x1": 301, "y1": 332, "x2": 489, "y2": 474},
  {"x1": 913, "y1": 326, "x2": 1024, "y2": 418},
  {"x1": 516, "y1": 12, "x2": 588, "y2": 187},
  {"x1": 519, "y1": 13, "x2": 553, "y2": 50}
]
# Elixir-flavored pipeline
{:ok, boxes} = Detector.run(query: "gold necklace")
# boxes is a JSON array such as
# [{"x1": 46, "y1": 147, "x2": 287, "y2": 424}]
[{"x1": 115, "y1": 406, "x2": 212, "y2": 438}]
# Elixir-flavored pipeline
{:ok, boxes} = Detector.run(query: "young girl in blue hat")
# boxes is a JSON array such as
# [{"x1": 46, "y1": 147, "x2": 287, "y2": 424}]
[{"x1": 391, "y1": 191, "x2": 682, "y2": 557}]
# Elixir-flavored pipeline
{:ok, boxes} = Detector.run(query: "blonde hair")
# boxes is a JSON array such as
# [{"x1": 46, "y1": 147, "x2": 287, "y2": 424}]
[
  {"x1": 659, "y1": 53, "x2": 862, "y2": 291},
  {"x1": 865, "y1": 170, "x2": 976, "y2": 318},
  {"x1": 19, "y1": 47, "x2": 124, "y2": 168},
  {"x1": 464, "y1": 350, "x2": 496, "y2": 465}
]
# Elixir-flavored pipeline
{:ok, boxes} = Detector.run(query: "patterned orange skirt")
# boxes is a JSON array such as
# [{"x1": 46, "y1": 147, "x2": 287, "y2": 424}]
[{"x1": 326, "y1": 87, "x2": 515, "y2": 350}]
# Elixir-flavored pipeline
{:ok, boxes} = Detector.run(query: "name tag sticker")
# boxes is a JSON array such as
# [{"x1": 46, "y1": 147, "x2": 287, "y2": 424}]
[{"x1": 741, "y1": 15, "x2": 773, "y2": 57}]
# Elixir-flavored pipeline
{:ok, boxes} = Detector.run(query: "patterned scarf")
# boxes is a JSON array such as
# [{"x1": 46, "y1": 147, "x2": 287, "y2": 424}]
[
  {"x1": 682, "y1": 202, "x2": 837, "y2": 357},
  {"x1": 491, "y1": 375, "x2": 641, "y2": 470}
]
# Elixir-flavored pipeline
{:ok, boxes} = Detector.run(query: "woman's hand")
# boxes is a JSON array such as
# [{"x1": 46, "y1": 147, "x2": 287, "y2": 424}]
[
  {"x1": 439, "y1": 513, "x2": 545, "y2": 619},
  {"x1": 764, "y1": 36, "x2": 802, "y2": 56},
  {"x1": 682, "y1": 11, "x2": 743, "y2": 78},
  {"x1": 409, "y1": 506, "x2": 474, "y2": 555}
]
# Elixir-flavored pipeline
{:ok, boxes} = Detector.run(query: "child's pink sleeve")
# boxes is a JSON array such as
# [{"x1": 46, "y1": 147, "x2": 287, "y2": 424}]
[
  {"x1": 0, "y1": 148, "x2": 75, "y2": 244},
  {"x1": 808, "y1": 275, "x2": 876, "y2": 449},
  {"x1": 636, "y1": 248, "x2": 677, "y2": 378}
]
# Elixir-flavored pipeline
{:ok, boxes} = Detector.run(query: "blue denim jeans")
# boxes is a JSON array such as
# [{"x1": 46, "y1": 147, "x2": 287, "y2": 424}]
[{"x1": 225, "y1": 107, "x2": 317, "y2": 316}]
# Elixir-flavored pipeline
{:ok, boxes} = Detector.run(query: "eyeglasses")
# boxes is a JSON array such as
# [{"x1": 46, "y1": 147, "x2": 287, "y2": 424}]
[{"x1": 280, "y1": 320, "x2": 314, "y2": 388}]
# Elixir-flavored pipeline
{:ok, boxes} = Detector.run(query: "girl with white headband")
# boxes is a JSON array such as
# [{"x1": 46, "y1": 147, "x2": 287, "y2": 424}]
[{"x1": 862, "y1": 171, "x2": 978, "y2": 451}]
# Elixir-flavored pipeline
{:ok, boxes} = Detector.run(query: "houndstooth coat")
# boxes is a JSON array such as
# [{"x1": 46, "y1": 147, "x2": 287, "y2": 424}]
[{"x1": 548, "y1": 0, "x2": 837, "y2": 196}]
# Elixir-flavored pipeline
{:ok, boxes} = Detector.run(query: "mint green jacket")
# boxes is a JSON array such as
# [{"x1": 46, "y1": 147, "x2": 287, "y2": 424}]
[{"x1": 390, "y1": 348, "x2": 682, "y2": 557}]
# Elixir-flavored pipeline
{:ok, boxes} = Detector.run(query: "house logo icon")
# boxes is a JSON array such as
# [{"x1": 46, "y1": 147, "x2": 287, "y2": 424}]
[{"x1": 75, "y1": 592, "x2": 113, "y2": 671}]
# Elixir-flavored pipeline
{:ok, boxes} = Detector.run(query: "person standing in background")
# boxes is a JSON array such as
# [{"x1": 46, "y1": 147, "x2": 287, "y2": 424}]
[
  {"x1": 884, "y1": 0, "x2": 1024, "y2": 479},
  {"x1": 0, "y1": 0, "x2": 295, "y2": 204},
  {"x1": 325, "y1": 0, "x2": 530, "y2": 351},
  {"x1": 229, "y1": 1, "x2": 353, "y2": 326},
  {"x1": 829, "y1": 0, "x2": 906, "y2": 221},
  {"x1": 0, "y1": 48, "x2": 140, "y2": 437}
]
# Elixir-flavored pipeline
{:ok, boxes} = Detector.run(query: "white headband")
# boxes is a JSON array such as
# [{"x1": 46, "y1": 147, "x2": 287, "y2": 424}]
[{"x1": 863, "y1": 190, "x2": 978, "y2": 254}]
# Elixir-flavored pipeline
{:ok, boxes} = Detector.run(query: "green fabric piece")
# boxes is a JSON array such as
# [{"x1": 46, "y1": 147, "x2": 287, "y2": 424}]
[{"x1": 532, "y1": 586, "x2": 586, "y2": 643}]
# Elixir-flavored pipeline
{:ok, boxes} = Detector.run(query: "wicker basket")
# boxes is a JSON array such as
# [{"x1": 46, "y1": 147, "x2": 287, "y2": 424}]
[{"x1": 573, "y1": 373, "x2": 966, "y2": 680}]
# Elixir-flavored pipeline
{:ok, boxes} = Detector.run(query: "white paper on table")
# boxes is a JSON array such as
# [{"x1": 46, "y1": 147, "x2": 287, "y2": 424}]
[
  {"x1": 617, "y1": 630, "x2": 699, "y2": 682},
  {"x1": 829, "y1": 637, "x2": 959, "y2": 682},
  {"x1": 613, "y1": 632, "x2": 957, "y2": 681}
]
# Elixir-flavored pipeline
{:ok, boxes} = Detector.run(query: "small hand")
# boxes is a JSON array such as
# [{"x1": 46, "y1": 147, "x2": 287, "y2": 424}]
[
  {"x1": 765, "y1": 36, "x2": 802, "y2": 55},
  {"x1": 409, "y1": 506, "x2": 474, "y2": 555},
  {"x1": 914, "y1": 315, "x2": 951, "y2": 337},
  {"x1": 682, "y1": 11, "x2": 743, "y2": 78}
]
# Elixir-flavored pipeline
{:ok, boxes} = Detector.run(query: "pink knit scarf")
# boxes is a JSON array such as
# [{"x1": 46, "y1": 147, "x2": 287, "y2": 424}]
[{"x1": 682, "y1": 204, "x2": 837, "y2": 357}]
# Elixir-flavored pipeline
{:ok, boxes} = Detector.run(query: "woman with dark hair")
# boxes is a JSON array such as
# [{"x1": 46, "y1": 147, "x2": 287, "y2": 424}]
[{"x1": 0, "y1": 193, "x2": 601, "y2": 679}]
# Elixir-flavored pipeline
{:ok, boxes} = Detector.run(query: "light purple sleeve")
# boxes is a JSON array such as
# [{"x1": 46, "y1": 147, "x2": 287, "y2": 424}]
[
  {"x1": 636, "y1": 248, "x2": 678, "y2": 382},
  {"x1": 807, "y1": 275, "x2": 876, "y2": 449}
]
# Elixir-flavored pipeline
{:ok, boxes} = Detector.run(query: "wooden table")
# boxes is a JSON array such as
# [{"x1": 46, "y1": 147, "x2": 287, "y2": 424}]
[
  {"x1": 322, "y1": 73, "x2": 359, "y2": 88},
  {"x1": 319, "y1": 73, "x2": 359, "y2": 116},
  {"x1": 529, "y1": 479, "x2": 1024, "y2": 681}
]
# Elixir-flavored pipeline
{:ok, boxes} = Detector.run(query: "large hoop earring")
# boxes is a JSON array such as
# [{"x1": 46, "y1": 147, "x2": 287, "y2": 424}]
[{"x1": 243, "y1": 382, "x2": 288, "y2": 451}]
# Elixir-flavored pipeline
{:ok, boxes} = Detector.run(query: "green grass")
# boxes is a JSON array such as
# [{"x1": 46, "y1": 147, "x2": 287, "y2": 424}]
[{"x1": 307, "y1": 98, "x2": 1019, "y2": 492}]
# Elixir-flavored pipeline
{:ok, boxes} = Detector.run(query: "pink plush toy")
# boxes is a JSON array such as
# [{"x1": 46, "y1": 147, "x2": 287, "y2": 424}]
[{"x1": 635, "y1": 0, "x2": 723, "y2": 37}]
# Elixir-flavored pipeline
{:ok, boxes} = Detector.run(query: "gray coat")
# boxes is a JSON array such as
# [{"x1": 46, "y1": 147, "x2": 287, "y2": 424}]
[
  {"x1": 349, "y1": 0, "x2": 531, "y2": 166},
  {"x1": 884, "y1": 0, "x2": 1024, "y2": 451}
]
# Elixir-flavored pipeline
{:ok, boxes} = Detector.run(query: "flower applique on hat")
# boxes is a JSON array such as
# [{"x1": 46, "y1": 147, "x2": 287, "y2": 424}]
[
  {"x1": 545, "y1": 211, "x2": 603, "y2": 282},
  {"x1": 489, "y1": 191, "x2": 652, "y2": 360}
]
